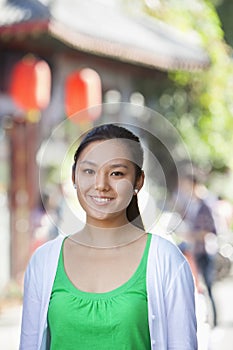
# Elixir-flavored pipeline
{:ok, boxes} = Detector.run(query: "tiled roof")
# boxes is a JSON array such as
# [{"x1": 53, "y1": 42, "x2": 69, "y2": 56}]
[
  {"x1": 0, "y1": 0, "x2": 210, "y2": 71},
  {"x1": 0, "y1": 0, "x2": 50, "y2": 25}
]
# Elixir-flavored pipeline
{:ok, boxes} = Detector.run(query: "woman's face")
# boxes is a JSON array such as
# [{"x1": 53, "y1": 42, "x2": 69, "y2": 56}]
[{"x1": 74, "y1": 139, "x2": 143, "y2": 226}]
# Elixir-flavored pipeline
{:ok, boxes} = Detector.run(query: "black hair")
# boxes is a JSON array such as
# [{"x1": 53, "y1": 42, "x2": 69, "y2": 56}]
[{"x1": 72, "y1": 124, "x2": 144, "y2": 230}]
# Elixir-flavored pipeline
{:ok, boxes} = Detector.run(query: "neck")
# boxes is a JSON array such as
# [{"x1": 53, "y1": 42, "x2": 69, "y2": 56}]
[{"x1": 76, "y1": 221, "x2": 143, "y2": 247}]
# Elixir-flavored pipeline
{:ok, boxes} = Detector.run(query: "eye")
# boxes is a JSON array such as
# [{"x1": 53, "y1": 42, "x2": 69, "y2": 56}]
[
  {"x1": 83, "y1": 168, "x2": 95, "y2": 175},
  {"x1": 111, "y1": 171, "x2": 124, "y2": 177}
]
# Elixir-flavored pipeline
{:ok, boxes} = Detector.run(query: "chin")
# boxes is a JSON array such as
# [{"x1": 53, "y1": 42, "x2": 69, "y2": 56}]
[{"x1": 87, "y1": 210, "x2": 126, "y2": 225}]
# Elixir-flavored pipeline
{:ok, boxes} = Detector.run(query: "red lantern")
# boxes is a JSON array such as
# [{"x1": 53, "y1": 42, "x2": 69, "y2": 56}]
[
  {"x1": 65, "y1": 68, "x2": 102, "y2": 122},
  {"x1": 10, "y1": 56, "x2": 51, "y2": 110}
]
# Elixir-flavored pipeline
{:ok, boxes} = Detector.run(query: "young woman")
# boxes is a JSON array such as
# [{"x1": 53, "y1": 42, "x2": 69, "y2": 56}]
[{"x1": 20, "y1": 124, "x2": 197, "y2": 350}]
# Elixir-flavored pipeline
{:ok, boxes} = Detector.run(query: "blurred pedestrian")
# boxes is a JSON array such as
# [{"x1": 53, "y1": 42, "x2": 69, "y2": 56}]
[{"x1": 177, "y1": 172, "x2": 218, "y2": 327}]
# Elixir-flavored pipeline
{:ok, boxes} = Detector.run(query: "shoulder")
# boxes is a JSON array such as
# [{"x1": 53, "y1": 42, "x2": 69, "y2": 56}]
[
  {"x1": 28, "y1": 235, "x2": 64, "y2": 267},
  {"x1": 149, "y1": 233, "x2": 188, "y2": 268},
  {"x1": 24, "y1": 235, "x2": 64, "y2": 288},
  {"x1": 148, "y1": 234, "x2": 194, "y2": 289},
  {"x1": 198, "y1": 199, "x2": 212, "y2": 213},
  {"x1": 150, "y1": 233, "x2": 183, "y2": 256}
]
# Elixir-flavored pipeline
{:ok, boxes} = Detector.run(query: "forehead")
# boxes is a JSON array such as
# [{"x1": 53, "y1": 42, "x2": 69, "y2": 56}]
[{"x1": 77, "y1": 139, "x2": 135, "y2": 165}]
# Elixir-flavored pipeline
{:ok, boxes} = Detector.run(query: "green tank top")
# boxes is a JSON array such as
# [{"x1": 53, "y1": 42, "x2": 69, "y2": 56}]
[{"x1": 48, "y1": 233, "x2": 152, "y2": 350}]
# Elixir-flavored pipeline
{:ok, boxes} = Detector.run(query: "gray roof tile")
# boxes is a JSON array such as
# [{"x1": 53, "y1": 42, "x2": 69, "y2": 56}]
[
  {"x1": 0, "y1": 0, "x2": 210, "y2": 70},
  {"x1": 0, "y1": 0, "x2": 49, "y2": 25}
]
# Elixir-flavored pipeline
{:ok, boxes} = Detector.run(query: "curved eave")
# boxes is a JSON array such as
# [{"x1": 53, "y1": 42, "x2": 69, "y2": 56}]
[
  {"x1": 0, "y1": 20, "x2": 49, "y2": 39},
  {"x1": 0, "y1": 19, "x2": 210, "y2": 72},
  {"x1": 48, "y1": 20, "x2": 210, "y2": 72}
]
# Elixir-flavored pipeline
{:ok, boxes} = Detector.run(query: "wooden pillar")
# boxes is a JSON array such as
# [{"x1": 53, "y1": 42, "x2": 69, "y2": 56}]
[{"x1": 7, "y1": 118, "x2": 39, "y2": 282}]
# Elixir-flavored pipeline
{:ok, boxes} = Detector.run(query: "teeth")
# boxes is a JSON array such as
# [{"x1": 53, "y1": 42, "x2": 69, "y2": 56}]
[{"x1": 93, "y1": 197, "x2": 111, "y2": 203}]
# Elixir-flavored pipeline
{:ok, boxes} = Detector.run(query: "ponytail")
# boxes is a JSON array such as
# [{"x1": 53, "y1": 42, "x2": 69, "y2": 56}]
[{"x1": 127, "y1": 195, "x2": 144, "y2": 230}]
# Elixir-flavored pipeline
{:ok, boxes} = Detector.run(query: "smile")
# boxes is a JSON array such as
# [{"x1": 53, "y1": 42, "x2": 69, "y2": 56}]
[{"x1": 91, "y1": 196, "x2": 113, "y2": 204}]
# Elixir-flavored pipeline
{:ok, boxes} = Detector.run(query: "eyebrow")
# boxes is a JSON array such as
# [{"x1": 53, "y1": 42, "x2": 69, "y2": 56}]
[
  {"x1": 79, "y1": 161, "x2": 129, "y2": 169},
  {"x1": 109, "y1": 164, "x2": 129, "y2": 169},
  {"x1": 79, "y1": 160, "x2": 97, "y2": 167}
]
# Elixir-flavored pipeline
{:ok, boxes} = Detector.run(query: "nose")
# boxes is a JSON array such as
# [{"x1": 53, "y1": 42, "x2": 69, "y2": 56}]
[{"x1": 95, "y1": 171, "x2": 109, "y2": 192}]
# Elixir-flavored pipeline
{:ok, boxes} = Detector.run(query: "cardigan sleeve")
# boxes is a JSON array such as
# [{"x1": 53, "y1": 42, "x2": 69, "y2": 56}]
[
  {"x1": 147, "y1": 234, "x2": 197, "y2": 350},
  {"x1": 164, "y1": 259, "x2": 197, "y2": 350},
  {"x1": 19, "y1": 252, "x2": 43, "y2": 349},
  {"x1": 19, "y1": 236, "x2": 63, "y2": 350}
]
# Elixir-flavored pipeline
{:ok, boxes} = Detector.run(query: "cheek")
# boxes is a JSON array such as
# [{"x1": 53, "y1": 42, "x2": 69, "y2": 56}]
[
  {"x1": 114, "y1": 180, "x2": 134, "y2": 211},
  {"x1": 115, "y1": 179, "x2": 134, "y2": 197},
  {"x1": 75, "y1": 176, "x2": 93, "y2": 205},
  {"x1": 117, "y1": 178, "x2": 133, "y2": 189},
  {"x1": 76, "y1": 173, "x2": 94, "y2": 191},
  {"x1": 76, "y1": 184, "x2": 89, "y2": 212}
]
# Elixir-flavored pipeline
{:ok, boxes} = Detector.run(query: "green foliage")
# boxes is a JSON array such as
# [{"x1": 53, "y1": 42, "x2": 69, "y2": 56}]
[
  {"x1": 128, "y1": 0, "x2": 233, "y2": 173},
  {"x1": 215, "y1": 0, "x2": 233, "y2": 48}
]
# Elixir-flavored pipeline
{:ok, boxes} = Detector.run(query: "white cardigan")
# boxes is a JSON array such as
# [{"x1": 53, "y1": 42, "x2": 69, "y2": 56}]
[{"x1": 19, "y1": 234, "x2": 197, "y2": 350}]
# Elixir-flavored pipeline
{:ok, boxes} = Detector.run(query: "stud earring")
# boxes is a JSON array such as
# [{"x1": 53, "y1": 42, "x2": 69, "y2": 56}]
[
  {"x1": 73, "y1": 184, "x2": 77, "y2": 189},
  {"x1": 134, "y1": 188, "x2": 139, "y2": 194}
]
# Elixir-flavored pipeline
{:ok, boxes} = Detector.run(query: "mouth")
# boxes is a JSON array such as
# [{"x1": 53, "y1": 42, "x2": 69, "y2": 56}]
[{"x1": 90, "y1": 196, "x2": 113, "y2": 205}]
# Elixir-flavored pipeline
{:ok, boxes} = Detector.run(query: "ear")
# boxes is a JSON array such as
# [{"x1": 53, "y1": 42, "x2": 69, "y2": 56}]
[{"x1": 134, "y1": 170, "x2": 145, "y2": 194}]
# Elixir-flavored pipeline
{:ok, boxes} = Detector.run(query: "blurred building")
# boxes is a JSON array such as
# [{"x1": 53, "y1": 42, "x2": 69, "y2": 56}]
[{"x1": 0, "y1": 0, "x2": 209, "y2": 290}]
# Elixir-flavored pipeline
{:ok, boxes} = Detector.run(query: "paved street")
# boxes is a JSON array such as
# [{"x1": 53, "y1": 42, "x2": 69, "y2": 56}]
[
  {"x1": 0, "y1": 303, "x2": 21, "y2": 349},
  {"x1": 209, "y1": 275, "x2": 233, "y2": 350},
  {"x1": 0, "y1": 271, "x2": 233, "y2": 349}
]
